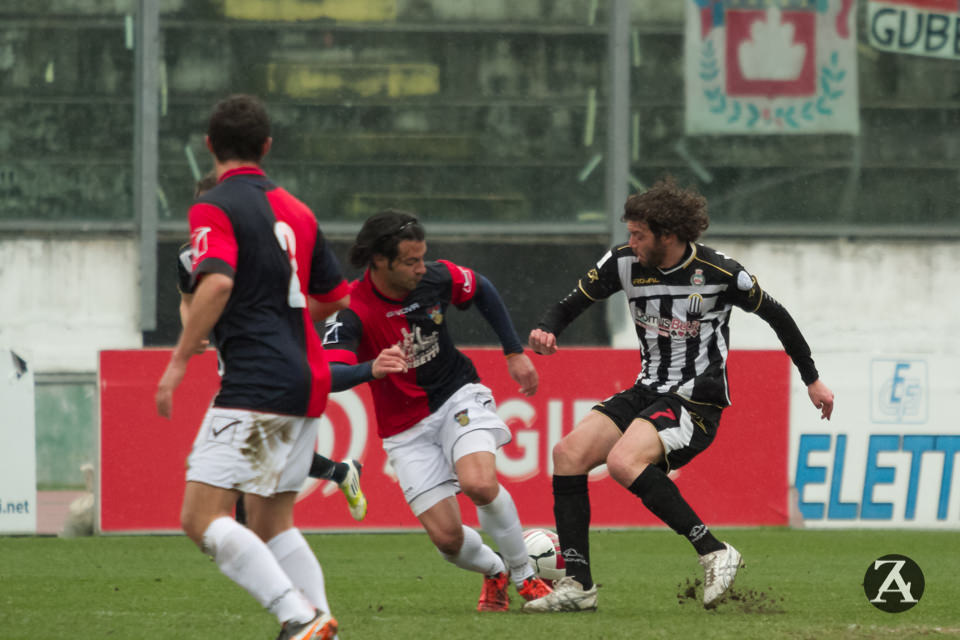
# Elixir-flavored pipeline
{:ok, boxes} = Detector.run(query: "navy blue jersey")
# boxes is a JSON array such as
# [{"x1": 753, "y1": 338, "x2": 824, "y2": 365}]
[{"x1": 189, "y1": 166, "x2": 349, "y2": 417}]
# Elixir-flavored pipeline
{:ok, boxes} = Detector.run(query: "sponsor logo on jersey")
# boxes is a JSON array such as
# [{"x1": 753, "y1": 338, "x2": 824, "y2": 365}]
[
  {"x1": 632, "y1": 277, "x2": 660, "y2": 285},
  {"x1": 427, "y1": 304, "x2": 444, "y2": 325},
  {"x1": 634, "y1": 310, "x2": 701, "y2": 338},
  {"x1": 400, "y1": 325, "x2": 440, "y2": 368},
  {"x1": 736, "y1": 270, "x2": 754, "y2": 291},
  {"x1": 691, "y1": 268, "x2": 706, "y2": 286},
  {"x1": 455, "y1": 409, "x2": 470, "y2": 426},
  {"x1": 386, "y1": 302, "x2": 421, "y2": 318}
]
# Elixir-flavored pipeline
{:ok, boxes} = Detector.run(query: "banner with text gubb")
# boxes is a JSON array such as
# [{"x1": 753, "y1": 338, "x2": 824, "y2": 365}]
[{"x1": 99, "y1": 349, "x2": 789, "y2": 533}]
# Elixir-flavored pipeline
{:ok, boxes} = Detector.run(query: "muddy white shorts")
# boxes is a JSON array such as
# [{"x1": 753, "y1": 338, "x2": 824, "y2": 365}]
[
  {"x1": 382, "y1": 383, "x2": 511, "y2": 516},
  {"x1": 185, "y1": 407, "x2": 318, "y2": 497}
]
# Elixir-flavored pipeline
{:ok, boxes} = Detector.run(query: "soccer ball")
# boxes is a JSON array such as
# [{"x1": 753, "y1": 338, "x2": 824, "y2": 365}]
[{"x1": 523, "y1": 528, "x2": 565, "y2": 585}]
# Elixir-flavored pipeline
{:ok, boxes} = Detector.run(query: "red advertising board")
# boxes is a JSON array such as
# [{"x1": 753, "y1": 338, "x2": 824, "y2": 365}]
[{"x1": 99, "y1": 348, "x2": 789, "y2": 533}]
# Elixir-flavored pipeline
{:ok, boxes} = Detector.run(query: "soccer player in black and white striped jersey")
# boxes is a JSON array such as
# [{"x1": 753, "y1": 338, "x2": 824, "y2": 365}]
[{"x1": 522, "y1": 176, "x2": 834, "y2": 613}]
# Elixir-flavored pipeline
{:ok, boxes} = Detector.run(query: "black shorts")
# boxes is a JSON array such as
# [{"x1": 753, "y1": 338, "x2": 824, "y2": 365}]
[{"x1": 592, "y1": 384, "x2": 722, "y2": 472}]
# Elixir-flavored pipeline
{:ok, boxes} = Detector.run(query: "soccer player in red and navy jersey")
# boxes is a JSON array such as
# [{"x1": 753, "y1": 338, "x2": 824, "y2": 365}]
[
  {"x1": 155, "y1": 95, "x2": 344, "y2": 640},
  {"x1": 177, "y1": 171, "x2": 368, "y2": 526},
  {"x1": 322, "y1": 210, "x2": 553, "y2": 611}
]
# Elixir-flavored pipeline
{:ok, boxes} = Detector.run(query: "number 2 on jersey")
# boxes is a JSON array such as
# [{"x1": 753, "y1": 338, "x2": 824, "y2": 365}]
[{"x1": 274, "y1": 221, "x2": 307, "y2": 308}]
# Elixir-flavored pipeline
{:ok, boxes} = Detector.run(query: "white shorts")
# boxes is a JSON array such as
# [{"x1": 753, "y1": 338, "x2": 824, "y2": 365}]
[
  {"x1": 185, "y1": 407, "x2": 318, "y2": 497},
  {"x1": 382, "y1": 383, "x2": 511, "y2": 516}
]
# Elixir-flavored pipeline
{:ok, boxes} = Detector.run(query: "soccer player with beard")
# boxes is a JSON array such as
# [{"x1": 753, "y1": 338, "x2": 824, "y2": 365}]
[
  {"x1": 522, "y1": 176, "x2": 835, "y2": 612},
  {"x1": 321, "y1": 210, "x2": 553, "y2": 612}
]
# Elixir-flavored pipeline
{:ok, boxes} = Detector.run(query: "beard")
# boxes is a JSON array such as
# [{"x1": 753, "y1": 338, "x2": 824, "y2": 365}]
[{"x1": 637, "y1": 240, "x2": 667, "y2": 268}]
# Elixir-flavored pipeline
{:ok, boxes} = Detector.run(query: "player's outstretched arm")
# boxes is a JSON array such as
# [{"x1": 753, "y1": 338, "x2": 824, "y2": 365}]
[
  {"x1": 528, "y1": 328, "x2": 558, "y2": 355},
  {"x1": 506, "y1": 352, "x2": 538, "y2": 396},
  {"x1": 808, "y1": 379, "x2": 834, "y2": 421}
]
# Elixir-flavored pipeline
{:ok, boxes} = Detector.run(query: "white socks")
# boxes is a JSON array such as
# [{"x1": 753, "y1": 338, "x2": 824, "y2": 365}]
[
  {"x1": 267, "y1": 528, "x2": 331, "y2": 616},
  {"x1": 202, "y1": 517, "x2": 315, "y2": 626},
  {"x1": 476, "y1": 485, "x2": 535, "y2": 586},
  {"x1": 440, "y1": 524, "x2": 505, "y2": 576}
]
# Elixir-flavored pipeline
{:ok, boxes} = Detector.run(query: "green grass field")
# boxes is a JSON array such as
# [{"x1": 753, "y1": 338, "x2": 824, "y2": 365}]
[{"x1": 1, "y1": 528, "x2": 957, "y2": 639}]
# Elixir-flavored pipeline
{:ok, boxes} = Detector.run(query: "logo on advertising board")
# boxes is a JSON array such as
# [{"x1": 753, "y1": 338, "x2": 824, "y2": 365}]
[{"x1": 870, "y1": 359, "x2": 927, "y2": 424}]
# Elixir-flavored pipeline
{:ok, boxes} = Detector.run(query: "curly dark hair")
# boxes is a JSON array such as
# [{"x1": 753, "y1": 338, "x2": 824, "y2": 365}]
[
  {"x1": 622, "y1": 175, "x2": 709, "y2": 243},
  {"x1": 206, "y1": 94, "x2": 270, "y2": 163},
  {"x1": 349, "y1": 209, "x2": 426, "y2": 269}
]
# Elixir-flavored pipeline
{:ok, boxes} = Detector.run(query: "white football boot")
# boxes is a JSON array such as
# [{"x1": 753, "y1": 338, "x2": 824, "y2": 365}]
[
  {"x1": 521, "y1": 576, "x2": 598, "y2": 613},
  {"x1": 699, "y1": 542, "x2": 743, "y2": 607}
]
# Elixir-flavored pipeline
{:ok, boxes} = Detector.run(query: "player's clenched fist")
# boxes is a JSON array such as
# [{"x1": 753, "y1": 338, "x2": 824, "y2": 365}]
[
  {"x1": 528, "y1": 328, "x2": 558, "y2": 355},
  {"x1": 372, "y1": 344, "x2": 408, "y2": 379}
]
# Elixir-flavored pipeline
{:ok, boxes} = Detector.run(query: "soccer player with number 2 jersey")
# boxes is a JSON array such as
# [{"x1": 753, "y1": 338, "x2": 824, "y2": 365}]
[
  {"x1": 155, "y1": 95, "x2": 344, "y2": 640},
  {"x1": 523, "y1": 176, "x2": 835, "y2": 613}
]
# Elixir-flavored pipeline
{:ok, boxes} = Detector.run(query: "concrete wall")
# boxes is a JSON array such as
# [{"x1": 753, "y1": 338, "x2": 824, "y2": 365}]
[
  {"x1": 0, "y1": 237, "x2": 142, "y2": 373},
  {"x1": 5, "y1": 235, "x2": 958, "y2": 376}
]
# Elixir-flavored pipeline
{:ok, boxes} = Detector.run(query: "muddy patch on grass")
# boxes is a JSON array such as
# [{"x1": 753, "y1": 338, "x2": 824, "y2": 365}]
[{"x1": 676, "y1": 577, "x2": 786, "y2": 614}]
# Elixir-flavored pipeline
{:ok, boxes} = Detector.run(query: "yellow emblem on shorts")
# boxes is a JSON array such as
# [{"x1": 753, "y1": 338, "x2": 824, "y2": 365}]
[{"x1": 455, "y1": 409, "x2": 470, "y2": 426}]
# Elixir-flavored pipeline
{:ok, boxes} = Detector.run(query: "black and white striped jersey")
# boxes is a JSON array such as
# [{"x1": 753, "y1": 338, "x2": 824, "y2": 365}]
[{"x1": 541, "y1": 242, "x2": 794, "y2": 408}]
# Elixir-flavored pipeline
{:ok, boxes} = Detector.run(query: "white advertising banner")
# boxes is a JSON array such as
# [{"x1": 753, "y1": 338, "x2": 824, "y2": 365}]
[
  {"x1": 868, "y1": 0, "x2": 960, "y2": 60},
  {"x1": 0, "y1": 350, "x2": 37, "y2": 534},
  {"x1": 790, "y1": 354, "x2": 960, "y2": 528},
  {"x1": 685, "y1": 0, "x2": 859, "y2": 134}
]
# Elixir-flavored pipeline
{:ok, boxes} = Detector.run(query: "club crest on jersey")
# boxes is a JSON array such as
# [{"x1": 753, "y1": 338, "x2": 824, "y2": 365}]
[
  {"x1": 587, "y1": 268, "x2": 599, "y2": 282},
  {"x1": 690, "y1": 268, "x2": 705, "y2": 286},
  {"x1": 427, "y1": 304, "x2": 444, "y2": 325},
  {"x1": 455, "y1": 409, "x2": 470, "y2": 426},
  {"x1": 191, "y1": 226, "x2": 211, "y2": 261},
  {"x1": 687, "y1": 293, "x2": 703, "y2": 318}
]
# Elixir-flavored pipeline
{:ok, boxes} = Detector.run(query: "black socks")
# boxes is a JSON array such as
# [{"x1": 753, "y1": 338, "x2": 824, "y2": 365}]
[
  {"x1": 627, "y1": 465, "x2": 723, "y2": 556},
  {"x1": 553, "y1": 474, "x2": 593, "y2": 590}
]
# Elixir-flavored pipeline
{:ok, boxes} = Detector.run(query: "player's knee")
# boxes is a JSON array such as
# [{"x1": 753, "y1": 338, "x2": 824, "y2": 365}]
[
  {"x1": 606, "y1": 441, "x2": 655, "y2": 485},
  {"x1": 460, "y1": 478, "x2": 499, "y2": 506},
  {"x1": 552, "y1": 438, "x2": 587, "y2": 474},
  {"x1": 180, "y1": 508, "x2": 206, "y2": 548},
  {"x1": 605, "y1": 447, "x2": 633, "y2": 484},
  {"x1": 431, "y1": 525, "x2": 465, "y2": 556}
]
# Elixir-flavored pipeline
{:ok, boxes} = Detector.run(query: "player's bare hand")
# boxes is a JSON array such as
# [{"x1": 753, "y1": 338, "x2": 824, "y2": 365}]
[
  {"x1": 155, "y1": 357, "x2": 188, "y2": 419},
  {"x1": 528, "y1": 329, "x2": 558, "y2": 355},
  {"x1": 372, "y1": 344, "x2": 408, "y2": 379},
  {"x1": 507, "y1": 352, "x2": 538, "y2": 396},
  {"x1": 808, "y1": 379, "x2": 834, "y2": 420},
  {"x1": 192, "y1": 339, "x2": 210, "y2": 355}
]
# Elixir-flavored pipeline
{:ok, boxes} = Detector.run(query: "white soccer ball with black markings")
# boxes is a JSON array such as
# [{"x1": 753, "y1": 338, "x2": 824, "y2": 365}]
[{"x1": 523, "y1": 528, "x2": 565, "y2": 585}]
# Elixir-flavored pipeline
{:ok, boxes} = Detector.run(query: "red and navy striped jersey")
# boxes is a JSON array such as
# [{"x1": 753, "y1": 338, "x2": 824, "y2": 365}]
[
  {"x1": 322, "y1": 260, "x2": 480, "y2": 437},
  {"x1": 188, "y1": 166, "x2": 349, "y2": 417}
]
